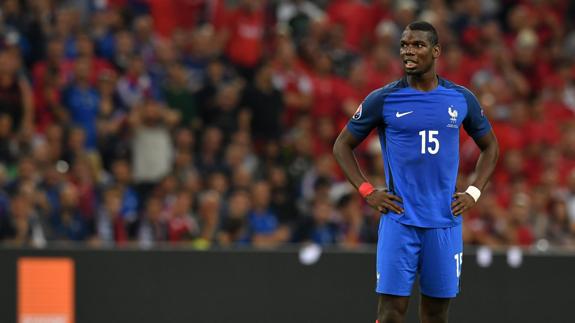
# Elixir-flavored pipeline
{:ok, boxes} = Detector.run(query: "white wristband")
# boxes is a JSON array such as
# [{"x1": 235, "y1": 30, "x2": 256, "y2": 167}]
[{"x1": 465, "y1": 185, "x2": 481, "y2": 202}]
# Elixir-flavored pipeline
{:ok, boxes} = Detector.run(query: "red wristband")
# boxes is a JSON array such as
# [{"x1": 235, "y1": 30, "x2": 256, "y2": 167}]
[{"x1": 358, "y1": 182, "x2": 375, "y2": 198}]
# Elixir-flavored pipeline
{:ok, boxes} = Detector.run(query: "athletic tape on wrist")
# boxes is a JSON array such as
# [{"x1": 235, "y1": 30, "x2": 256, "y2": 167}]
[{"x1": 465, "y1": 185, "x2": 481, "y2": 202}]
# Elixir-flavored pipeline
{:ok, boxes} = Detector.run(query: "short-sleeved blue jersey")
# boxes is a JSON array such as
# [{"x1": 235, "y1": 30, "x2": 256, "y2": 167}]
[{"x1": 347, "y1": 77, "x2": 491, "y2": 228}]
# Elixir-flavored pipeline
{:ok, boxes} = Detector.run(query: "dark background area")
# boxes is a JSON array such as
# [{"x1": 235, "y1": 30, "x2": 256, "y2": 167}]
[{"x1": 0, "y1": 248, "x2": 572, "y2": 323}]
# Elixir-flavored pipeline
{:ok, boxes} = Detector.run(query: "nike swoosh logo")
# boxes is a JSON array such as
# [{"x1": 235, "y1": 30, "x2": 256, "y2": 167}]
[{"x1": 396, "y1": 111, "x2": 414, "y2": 118}]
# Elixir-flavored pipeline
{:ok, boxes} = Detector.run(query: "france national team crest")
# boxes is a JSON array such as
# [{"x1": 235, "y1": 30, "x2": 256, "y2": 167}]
[
  {"x1": 353, "y1": 104, "x2": 363, "y2": 120},
  {"x1": 447, "y1": 105, "x2": 458, "y2": 128}
]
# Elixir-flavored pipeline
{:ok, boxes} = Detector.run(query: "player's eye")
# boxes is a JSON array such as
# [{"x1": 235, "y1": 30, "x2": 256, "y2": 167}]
[{"x1": 417, "y1": 43, "x2": 424, "y2": 48}]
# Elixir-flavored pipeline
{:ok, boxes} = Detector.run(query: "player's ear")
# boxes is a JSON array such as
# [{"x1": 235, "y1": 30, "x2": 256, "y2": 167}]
[{"x1": 432, "y1": 44, "x2": 440, "y2": 59}]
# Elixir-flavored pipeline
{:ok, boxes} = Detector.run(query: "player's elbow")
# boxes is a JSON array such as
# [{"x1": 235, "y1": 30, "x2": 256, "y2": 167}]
[
  {"x1": 332, "y1": 136, "x2": 347, "y2": 161},
  {"x1": 332, "y1": 139, "x2": 340, "y2": 157},
  {"x1": 488, "y1": 138, "x2": 500, "y2": 164},
  {"x1": 493, "y1": 143, "x2": 500, "y2": 163},
  {"x1": 478, "y1": 132, "x2": 499, "y2": 164}
]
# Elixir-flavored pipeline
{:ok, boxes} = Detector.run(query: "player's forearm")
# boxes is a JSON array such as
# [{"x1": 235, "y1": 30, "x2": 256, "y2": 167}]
[
  {"x1": 470, "y1": 133, "x2": 499, "y2": 191},
  {"x1": 332, "y1": 132, "x2": 369, "y2": 189}
]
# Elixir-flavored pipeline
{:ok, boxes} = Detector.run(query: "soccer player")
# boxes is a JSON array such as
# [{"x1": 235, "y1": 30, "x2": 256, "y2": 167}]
[{"x1": 332, "y1": 21, "x2": 499, "y2": 323}]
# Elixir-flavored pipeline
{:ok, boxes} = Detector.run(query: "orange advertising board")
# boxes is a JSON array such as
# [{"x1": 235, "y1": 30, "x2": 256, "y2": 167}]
[{"x1": 18, "y1": 258, "x2": 75, "y2": 323}]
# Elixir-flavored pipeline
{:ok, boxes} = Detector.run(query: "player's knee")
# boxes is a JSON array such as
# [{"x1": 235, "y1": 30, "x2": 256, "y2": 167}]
[
  {"x1": 420, "y1": 302, "x2": 449, "y2": 323},
  {"x1": 378, "y1": 303, "x2": 407, "y2": 323}
]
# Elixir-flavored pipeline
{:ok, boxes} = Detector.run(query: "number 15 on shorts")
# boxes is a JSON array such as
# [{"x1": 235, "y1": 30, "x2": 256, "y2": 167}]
[{"x1": 454, "y1": 252, "x2": 463, "y2": 278}]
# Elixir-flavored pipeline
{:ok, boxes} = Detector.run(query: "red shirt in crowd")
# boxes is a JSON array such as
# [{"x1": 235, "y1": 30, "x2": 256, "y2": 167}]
[
  {"x1": 363, "y1": 58, "x2": 402, "y2": 92},
  {"x1": 270, "y1": 59, "x2": 313, "y2": 126},
  {"x1": 168, "y1": 216, "x2": 197, "y2": 242},
  {"x1": 309, "y1": 73, "x2": 343, "y2": 119},
  {"x1": 368, "y1": 0, "x2": 393, "y2": 35},
  {"x1": 224, "y1": 6, "x2": 266, "y2": 68},
  {"x1": 149, "y1": 0, "x2": 205, "y2": 37},
  {"x1": 327, "y1": 0, "x2": 372, "y2": 51},
  {"x1": 149, "y1": 0, "x2": 229, "y2": 37}
]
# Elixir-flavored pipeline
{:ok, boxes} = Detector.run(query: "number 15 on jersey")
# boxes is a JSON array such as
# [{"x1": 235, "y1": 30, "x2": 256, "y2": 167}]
[{"x1": 419, "y1": 130, "x2": 439, "y2": 154}]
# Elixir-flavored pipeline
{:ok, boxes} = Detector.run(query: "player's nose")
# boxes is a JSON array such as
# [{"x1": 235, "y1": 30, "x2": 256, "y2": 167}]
[{"x1": 403, "y1": 47, "x2": 415, "y2": 55}]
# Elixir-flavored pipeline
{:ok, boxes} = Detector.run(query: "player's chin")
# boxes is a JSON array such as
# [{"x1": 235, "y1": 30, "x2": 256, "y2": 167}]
[{"x1": 403, "y1": 68, "x2": 420, "y2": 75}]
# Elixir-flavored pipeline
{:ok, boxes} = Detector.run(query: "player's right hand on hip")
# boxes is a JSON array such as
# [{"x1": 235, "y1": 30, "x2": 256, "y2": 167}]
[{"x1": 365, "y1": 189, "x2": 404, "y2": 214}]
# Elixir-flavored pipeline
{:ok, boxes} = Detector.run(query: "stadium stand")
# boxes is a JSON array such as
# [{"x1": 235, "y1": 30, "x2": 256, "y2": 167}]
[{"x1": 0, "y1": 0, "x2": 574, "y2": 249}]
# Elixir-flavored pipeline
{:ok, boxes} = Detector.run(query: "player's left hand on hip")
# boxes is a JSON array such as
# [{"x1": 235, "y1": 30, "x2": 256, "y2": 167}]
[{"x1": 451, "y1": 192, "x2": 475, "y2": 215}]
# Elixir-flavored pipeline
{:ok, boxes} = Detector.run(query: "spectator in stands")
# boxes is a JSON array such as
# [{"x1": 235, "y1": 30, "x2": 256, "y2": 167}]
[
  {"x1": 68, "y1": 156, "x2": 99, "y2": 220},
  {"x1": 267, "y1": 165, "x2": 299, "y2": 225},
  {"x1": 109, "y1": 158, "x2": 139, "y2": 222},
  {"x1": 219, "y1": 189, "x2": 251, "y2": 246},
  {"x1": 73, "y1": 32, "x2": 113, "y2": 85},
  {"x1": 109, "y1": 30, "x2": 135, "y2": 73},
  {"x1": 0, "y1": 165, "x2": 11, "y2": 218},
  {"x1": 366, "y1": 39, "x2": 402, "y2": 92},
  {"x1": 544, "y1": 198, "x2": 573, "y2": 246},
  {"x1": 32, "y1": 37, "x2": 73, "y2": 132},
  {"x1": 32, "y1": 36, "x2": 72, "y2": 87},
  {"x1": 338, "y1": 193, "x2": 377, "y2": 246},
  {"x1": 195, "y1": 190, "x2": 222, "y2": 248},
  {"x1": 93, "y1": 186, "x2": 130, "y2": 246},
  {"x1": 240, "y1": 61, "x2": 284, "y2": 143},
  {"x1": 129, "y1": 100, "x2": 179, "y2": 199},
  {"x1": 297, "y1": 198, "x2": 339, "y2": 245},
  {"x1": 38, "y1": 164, "x2": 64, "y2": 219},
  {"x1": 247, "y1": 181, "x2": 290, "y2": 247},
  {"x1": 0, "y1": 114, "x2": 18, "y2": 165},
  {"x1": 219, "y1": 0, "x2": 267, "y2": 80},
  {"x1": 162, "y1": 63, "x2": 199, "y2": 130},
  {"x1": 301, "y1": 155, "x2": 336, "y2": 204},
  {"x1": 326, "y1": 0, "x2": 371, "y2": 52},
  {"x1": 270, "y1": 37, "x2": 313, "y2": 124},
  {"x1": 0, "y1": 193, "x2": 46, "y2": 247},
  {"x1": 138, "y1": 196, "x2": 168, "y2": 248},
  {"x1": 173, "y1": 131, "x2": 197, "y2": 180},
  {"x1": 49, "y1": 183, "x2": 90, "y2": 242},
  {"x1": 0, "y1": 0, "x2": 574, "y2": 249},
  {"x1": 168, "y1": 190, "x2": 199, "y2": 242},
  {"x1": 206, "y1": 171, "x2": 230, "y2": 197},
  {"x1": 0, "y1": 50, "x2": 34, "y2": 136},
  {"x1": 324, "y1": 24, "x2": 358, "y2": 78},
  {"x1": 62, "y1": 58, "x2": 100, "y2": 150},
  {"x1": 204, "y1": 83, "x2": 242, "y2": 135},
  {"x1": 44, "y1": 123, "x2": 65, "y2": 163},
  {"x1": 508, "y1": 193, "x2": 535, "y2": 246},
  {"x1": 565, "y1": 171, "x2": 575, "y2": 226},
  {"x1": 196, "y1": 126, "x2": 224, "y2": 174},
  {"x1": 132, "y1": 15, "x2": 159, "y2": 68},
  {"x1": 276, "y1": 0, "x2": 326, "y2": 46},
  {"x1": 96, "y1": 70, "x2": 127, "y2": 168},
  {"x1": 117, "y1": 55, "x2": 158, "y2": 109}
]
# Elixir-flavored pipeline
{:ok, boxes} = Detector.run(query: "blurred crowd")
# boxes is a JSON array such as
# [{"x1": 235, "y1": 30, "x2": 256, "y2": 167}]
[{"x1": 0, "y1": 0, "x2": 574, "y2": 249}]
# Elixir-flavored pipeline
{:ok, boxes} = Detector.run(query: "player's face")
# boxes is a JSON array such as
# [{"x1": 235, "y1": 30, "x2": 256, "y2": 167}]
[{"x1": 399, "y1": 30, "x2": 440, "y2": 75}]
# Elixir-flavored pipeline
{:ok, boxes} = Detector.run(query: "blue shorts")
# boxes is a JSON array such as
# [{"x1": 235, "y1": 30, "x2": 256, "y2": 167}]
[{"x1": 376, "y1": 215, "x2": 463, "y2": 298}]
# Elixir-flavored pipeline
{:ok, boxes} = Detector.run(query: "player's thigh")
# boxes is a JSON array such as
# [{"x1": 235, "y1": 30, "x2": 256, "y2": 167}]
[
  {"x1": 419, "y1": 223, "x2": 463, "y2": 298},
  {"x1": 376, "y1": 215, "x2": 420, "y2": 296}
]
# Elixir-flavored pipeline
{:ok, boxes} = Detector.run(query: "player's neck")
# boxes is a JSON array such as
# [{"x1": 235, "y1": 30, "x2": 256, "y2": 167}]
[{"x1": 406, "y1": 72, "x2": 438, "y2": 92}]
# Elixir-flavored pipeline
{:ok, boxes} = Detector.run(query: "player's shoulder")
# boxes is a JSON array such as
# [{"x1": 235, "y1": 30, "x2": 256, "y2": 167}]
[
  {"x1": 439, "y1": 77, "x2": 477, "y2": 100},
  {"x1": 366, "y1": 78, "x2": 407, "y2": 100},
  {"x1": 380, "y1": 78, "x2": 408, "y2": 94}
]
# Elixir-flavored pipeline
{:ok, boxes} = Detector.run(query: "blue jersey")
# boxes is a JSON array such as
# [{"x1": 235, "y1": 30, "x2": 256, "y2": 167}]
[
  {"x1": 347, "y1": 77, "x2": 491, "y2": 228},
  {"x1": 63, "y1": 85, "x2": 100, "y2": 149}
]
